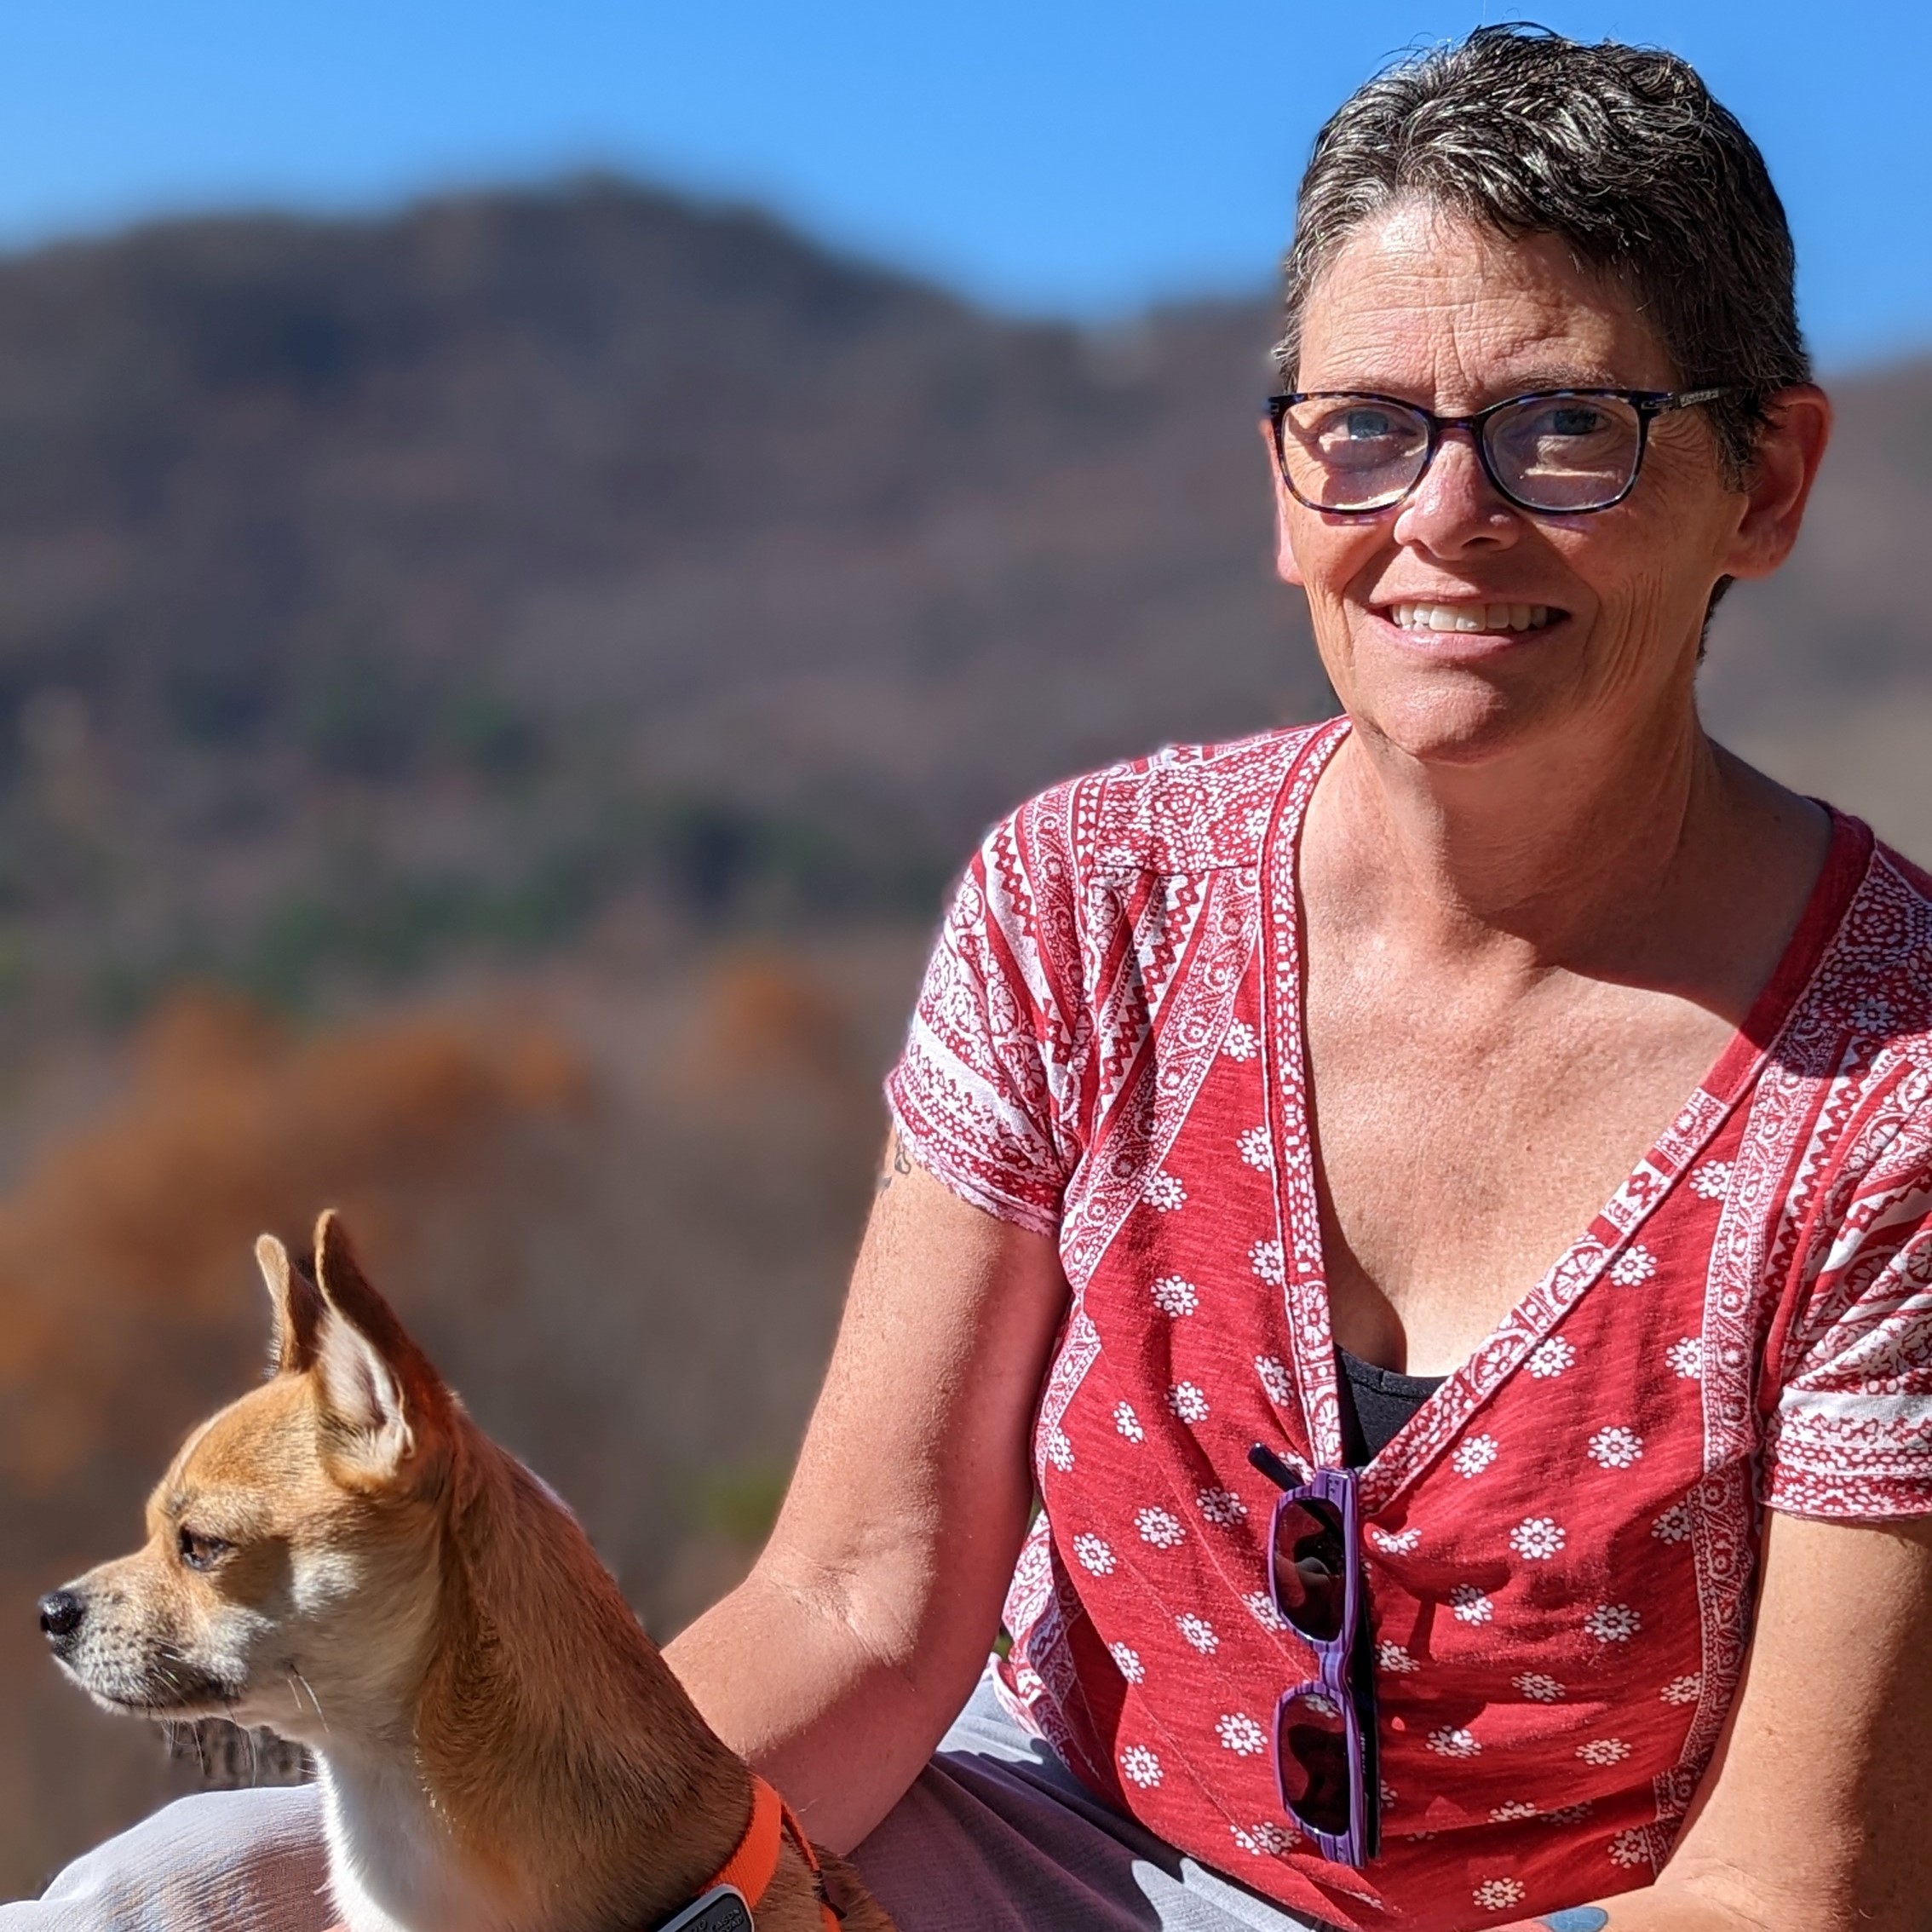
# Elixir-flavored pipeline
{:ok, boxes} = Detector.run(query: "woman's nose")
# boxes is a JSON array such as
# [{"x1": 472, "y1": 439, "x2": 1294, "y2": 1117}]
[{"x1": 1390, "y1": 427, "x2": 1520, "y2": 554}]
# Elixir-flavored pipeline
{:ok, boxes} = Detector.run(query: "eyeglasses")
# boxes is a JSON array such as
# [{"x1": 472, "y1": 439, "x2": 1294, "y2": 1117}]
[
  {"x1": 1250, "y1": 1444, "x2": 1378, "y2": 1867},
  {"x1": 1265, "y1": 386, "x2": 1728, "y2": 516}
]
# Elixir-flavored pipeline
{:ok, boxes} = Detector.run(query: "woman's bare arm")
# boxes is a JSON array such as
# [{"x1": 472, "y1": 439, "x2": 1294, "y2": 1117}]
[
  {"x1": 1501, "y1": 1508, "x2": 1932, "y2": 1932},
  {"x1": 663, "y1": 1136, "x2": 1068, "y2": 1850}
]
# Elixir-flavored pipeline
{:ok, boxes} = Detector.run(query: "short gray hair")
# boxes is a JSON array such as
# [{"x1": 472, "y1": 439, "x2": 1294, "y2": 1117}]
[{"x1": 1276, "y1": 24, "x2": 1809, "y2": 479}]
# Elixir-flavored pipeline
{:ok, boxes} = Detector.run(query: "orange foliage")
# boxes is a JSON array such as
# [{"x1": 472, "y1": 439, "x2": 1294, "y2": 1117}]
[
  {"x1": 0, "y1": 985, "x2": 587, "y2": 1500},
  {"x1": 695, "y1": 952, "x2": 862, "y2": 1090}
]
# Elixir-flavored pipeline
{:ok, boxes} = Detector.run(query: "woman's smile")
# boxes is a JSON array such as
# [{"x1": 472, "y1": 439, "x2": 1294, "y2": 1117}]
[{"x1": 1367, "y1": 600, "x2": 1568, "y2": 657}]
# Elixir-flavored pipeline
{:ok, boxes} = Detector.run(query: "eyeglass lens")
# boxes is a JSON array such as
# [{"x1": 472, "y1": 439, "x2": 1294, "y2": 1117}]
[
  {"x1": 1277, "y1": 394, "x2": 1647, "y2": 514},
  {"x1": 1271, "y1": 1496, "x2": 1346, "y2": 1642},
  {"x1": 1276, "y1": 1688, "x2": 1352, "y2": 1834}
]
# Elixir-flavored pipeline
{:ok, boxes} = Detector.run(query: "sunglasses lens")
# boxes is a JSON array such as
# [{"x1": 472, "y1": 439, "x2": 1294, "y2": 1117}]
[
  {"x1": 1271, "y1": 1497, "x2": 1346, "y2": 1642},
  {"x1": 1277, "y1": 1688, "x2": 1353, "y2": 1836}
]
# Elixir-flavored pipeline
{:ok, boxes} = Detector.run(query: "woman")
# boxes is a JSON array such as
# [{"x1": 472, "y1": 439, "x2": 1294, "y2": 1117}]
[{"x1": 14, "y1": 25, "x2": 1932, "y2": 1932}]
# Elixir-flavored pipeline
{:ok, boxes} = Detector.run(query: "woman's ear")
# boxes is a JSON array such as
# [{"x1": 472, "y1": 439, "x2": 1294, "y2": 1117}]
[
  {"x1": 1723, "y1": 384, "x2": 1832, "y2": 583},
  {"x1": 1260, "y1": 416, "x2": 1307, "y2": 588}
]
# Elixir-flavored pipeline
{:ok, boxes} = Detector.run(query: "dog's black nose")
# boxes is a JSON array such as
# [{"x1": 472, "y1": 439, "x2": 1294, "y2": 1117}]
[{"x1": 37, "y1": 1589, "x2": 85, "y2": 1650}]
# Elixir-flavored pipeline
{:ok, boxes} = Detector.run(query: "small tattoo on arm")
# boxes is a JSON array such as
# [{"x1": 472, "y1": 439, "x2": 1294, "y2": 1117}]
[
  {"x1": 1540, "y1": 1911, "x2": 1609, "y2": 1931},
  {"x1": 877, "y1": 1130, "x2": 914, "y2": 1193}
]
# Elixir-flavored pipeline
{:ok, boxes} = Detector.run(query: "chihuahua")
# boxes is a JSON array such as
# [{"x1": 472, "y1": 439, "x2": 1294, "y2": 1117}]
[{"x1": 39, "y1": 1211, "x2": 890, "y2": 1932}]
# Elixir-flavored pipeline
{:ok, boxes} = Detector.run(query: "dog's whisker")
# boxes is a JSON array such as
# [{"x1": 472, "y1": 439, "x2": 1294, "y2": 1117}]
[{"x1": 290, "y1": 1669, "x2": 330, "y2": 1733}]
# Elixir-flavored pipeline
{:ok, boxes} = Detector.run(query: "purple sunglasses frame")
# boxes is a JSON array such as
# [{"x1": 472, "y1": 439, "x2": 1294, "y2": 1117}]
[{"x1": 1253, "y1": 1452, "x2": 1379, "y2": 1867}]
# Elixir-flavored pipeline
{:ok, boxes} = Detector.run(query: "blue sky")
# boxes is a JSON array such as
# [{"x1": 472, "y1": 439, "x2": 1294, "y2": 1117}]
[{"x1": 0, "y1": 2, "x2": 1925, "y2": 369}]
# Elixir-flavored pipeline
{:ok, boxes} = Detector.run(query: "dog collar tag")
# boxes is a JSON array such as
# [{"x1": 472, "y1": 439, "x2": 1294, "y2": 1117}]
[{"x1": 653, "y1": 1883, "x2": 755, "y2": 1932}]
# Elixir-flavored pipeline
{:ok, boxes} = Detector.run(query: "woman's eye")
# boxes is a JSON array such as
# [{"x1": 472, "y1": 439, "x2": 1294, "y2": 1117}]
[
  {"x1": 1339, "y1": 409, "x2": 1398, "y2": 440},
  {"x1": 1531, "y1": 405, "x2": 1608, "y2": 438},
  {"x1": 177, "y1": 1527, "x2": 231, "y2": 1572}
]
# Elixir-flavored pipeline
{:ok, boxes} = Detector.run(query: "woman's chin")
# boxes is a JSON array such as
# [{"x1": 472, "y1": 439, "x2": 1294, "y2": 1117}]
[
  {"x1": 1320, "y1": 619, "x2": 1599, "y2": 768},
  {"x1": 1333, "y1": 676, "x2": 1572, "y2": 770}
]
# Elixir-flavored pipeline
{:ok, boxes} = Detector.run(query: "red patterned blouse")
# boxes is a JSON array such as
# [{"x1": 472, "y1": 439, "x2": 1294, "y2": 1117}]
[{"x1": 884, "y1": 716, "x2": 1932, "y2": 1932}]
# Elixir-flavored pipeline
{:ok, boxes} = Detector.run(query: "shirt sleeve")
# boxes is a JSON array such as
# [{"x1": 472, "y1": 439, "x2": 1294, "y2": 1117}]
[
  {"x1": 883, "y1": 788, "x2": 1089, "y2": 1237},
  {"x1": 1762, "y1": 1142, "x2": 1932, "y2": 1519}
]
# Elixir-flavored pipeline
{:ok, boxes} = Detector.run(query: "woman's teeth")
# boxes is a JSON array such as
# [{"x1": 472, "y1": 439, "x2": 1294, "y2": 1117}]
[{"x1": 1387, "y1": 603, "x2": 1554, "y2": 633}]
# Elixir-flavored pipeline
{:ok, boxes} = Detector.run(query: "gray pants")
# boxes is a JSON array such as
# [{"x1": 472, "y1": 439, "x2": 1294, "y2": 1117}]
[{"x1": 3, "y1": 1666, "x2": 1329, "y2": 1931}]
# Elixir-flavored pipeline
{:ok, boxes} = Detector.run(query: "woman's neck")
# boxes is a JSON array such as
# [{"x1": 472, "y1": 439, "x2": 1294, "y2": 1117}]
[{"x1": 1309, "y1": 698, "x2": 1814, "y2": 996}]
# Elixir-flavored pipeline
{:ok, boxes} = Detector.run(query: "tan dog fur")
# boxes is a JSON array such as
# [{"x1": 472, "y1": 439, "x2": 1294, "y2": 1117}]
[{"x1": 44, "y1": 1211, "x2": 891, "y2": 1932}]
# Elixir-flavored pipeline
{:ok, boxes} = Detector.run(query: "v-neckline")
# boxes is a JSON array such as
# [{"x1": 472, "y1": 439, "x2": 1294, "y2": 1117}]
[{"x1": 1254, "y1": 716, "x2": 1872, "y2": 1513}]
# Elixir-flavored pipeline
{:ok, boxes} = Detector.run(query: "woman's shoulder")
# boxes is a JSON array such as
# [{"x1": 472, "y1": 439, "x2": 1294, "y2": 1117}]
[
  {"x1": 991, "y1": 717, "x2": 1340, "y2": 883},
  {"x1": 1810, "y1": 824, "x2": 1932, "y2": 1036},
  {"x1": 1777, "y1": 822, "x2": 1932, "y2": 1178}
]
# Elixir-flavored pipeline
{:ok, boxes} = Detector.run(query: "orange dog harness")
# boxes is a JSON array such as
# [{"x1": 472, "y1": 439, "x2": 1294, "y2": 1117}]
[{"x1": 654, "y1": 1773, "x2": 842, "y2": 1931}]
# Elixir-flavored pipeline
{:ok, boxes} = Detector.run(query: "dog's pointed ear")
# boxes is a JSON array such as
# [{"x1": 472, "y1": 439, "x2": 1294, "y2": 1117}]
[
  {"x1": 308, "y1": 1210, "x2": 451, "y2": 1485},
  {"x1": 256, "y1": 1233, "x2": 323, "y2": 1377}
]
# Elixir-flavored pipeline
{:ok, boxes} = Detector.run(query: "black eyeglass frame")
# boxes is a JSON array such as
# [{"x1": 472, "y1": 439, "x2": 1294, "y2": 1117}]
[{"x1": 1264, "y1": 386, "x2": 1728, "y2": 517}]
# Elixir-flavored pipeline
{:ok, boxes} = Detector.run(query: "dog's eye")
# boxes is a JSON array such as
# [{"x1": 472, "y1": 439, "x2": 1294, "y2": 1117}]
[{"x1": 177, "y1": 1527, "x2": 232, "y2": 1572}]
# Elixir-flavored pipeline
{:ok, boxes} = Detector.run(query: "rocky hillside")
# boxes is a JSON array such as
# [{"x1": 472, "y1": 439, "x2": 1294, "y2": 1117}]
[{"x1": 0, "y1": 177, "x2": 1923, "y2": 1028}]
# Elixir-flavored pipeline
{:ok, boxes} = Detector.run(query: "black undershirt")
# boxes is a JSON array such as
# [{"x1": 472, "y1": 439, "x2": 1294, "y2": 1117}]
[{"x1": 1335, "y1": 1346, "x2": 1445, "y2": 1467}]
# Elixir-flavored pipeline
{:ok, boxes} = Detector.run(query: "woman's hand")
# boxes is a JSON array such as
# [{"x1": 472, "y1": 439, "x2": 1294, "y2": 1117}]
[{"x1": 663, "y1": 1134, "x2": 1069, "y2": 1850}]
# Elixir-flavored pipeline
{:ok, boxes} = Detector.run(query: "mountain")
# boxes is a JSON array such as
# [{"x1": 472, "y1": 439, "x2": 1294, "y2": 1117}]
[
  {"x1": 0, "y1": 181, "x2": 1325, "y2": 1026},
  {"x1": 0, "y1": 176, "x2": 1922, "y2": 1031}
]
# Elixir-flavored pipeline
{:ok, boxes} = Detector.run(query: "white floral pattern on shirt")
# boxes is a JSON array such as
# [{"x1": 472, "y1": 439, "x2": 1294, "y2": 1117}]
[
  {"x1": 1609, "y1": 1244, "x2": 1658, "y2": 1285},
  {"x1": 1666, "y1": 1335, "x2": 1704, "y2": 1379},
  {"x1": 1150, "y1": 1274, "x2": 1199, "y2": 1317},
  {"x1": 1244, "y1": 1589, "x2": 1289, "y2": 1630},
  {"x1": 1527, "y1": 1337, "x2": 1576, "y2": 1377},
  {"x1": 1176, "y1": 1613, "x2": 1219, "y2": 1653},
  {"x1": 1688, "y1": 1160, "x2": 1733, "y2": 1200},
  {"x1": 1585, "y1": 1603, "x2": 1642, "y2": 1643},
  {"x1": 1136, "y1": 1507, "x2": 1186, "y2": 1548},
  {"x1": 1576, "y1": 1737, "x2": 1630, "y2": 1766},
  {"x1": 1369, "y1": 1525, "x2": 1421, "y2": 1554},
  {"x1": 1197, "y1": 1486, "x2": 1246, "y2": 1527},
  {"x1": 1216, "y1": 1712, "x2": 1267, "y2": 1756},
  {"x1": 1509, "y1": 1515, "x2": 1566, "y2": 1560},
  {"x1": 1587, "y1": 1425, "x2": 1644, "y2": 1469},
  {"x1": 1230, "y1": 1820, "x2": 1297, "y2": 1855},
  {"x1": 1168, "y1": 1382, "x2": 1210, "y2": 1423},
  {"x1": 1143, "y1": 1170, "x2": 1188, "y2": 1212}
]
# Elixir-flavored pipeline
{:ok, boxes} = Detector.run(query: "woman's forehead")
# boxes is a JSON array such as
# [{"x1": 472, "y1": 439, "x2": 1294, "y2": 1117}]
[{"x1": 1297, "y1": 201, "x2": 1675, "y2": 401}]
